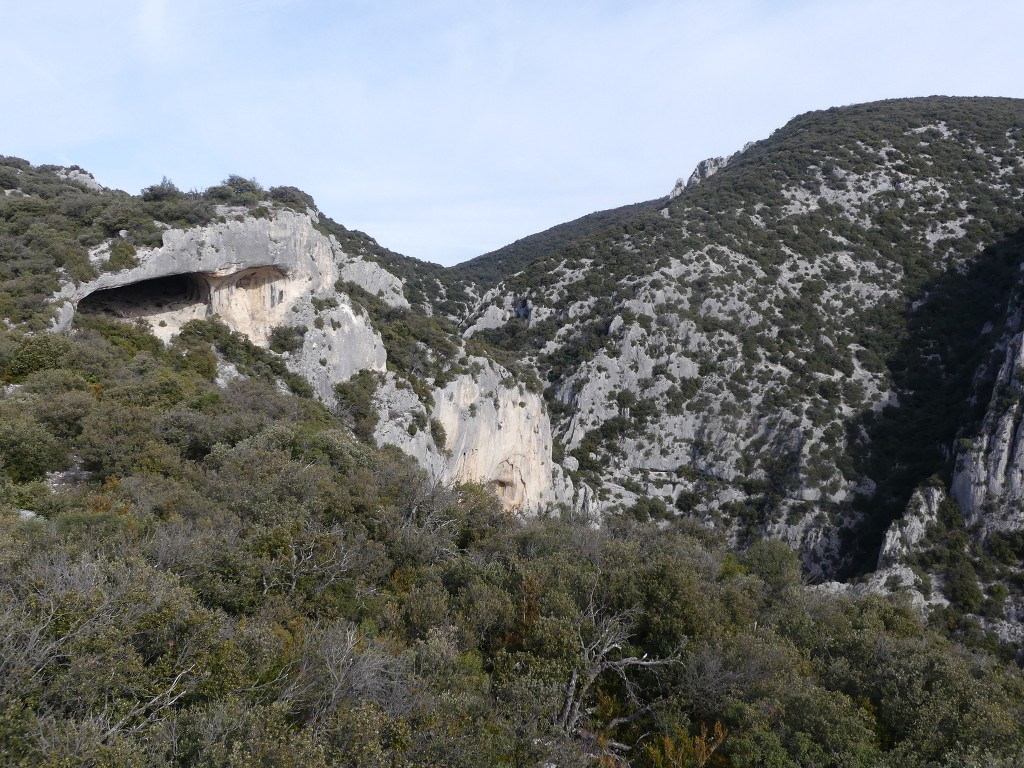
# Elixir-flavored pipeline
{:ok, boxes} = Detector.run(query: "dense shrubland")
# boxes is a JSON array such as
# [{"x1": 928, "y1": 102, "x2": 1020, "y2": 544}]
[{"x1": 1, "y1": 319, "x2": 1024, "y2": 766}]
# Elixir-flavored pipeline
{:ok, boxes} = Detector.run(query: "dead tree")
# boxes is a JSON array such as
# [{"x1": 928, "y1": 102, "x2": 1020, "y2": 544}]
[{"x1": 555, "y1": 599, "x2": 676, "y2": 736}]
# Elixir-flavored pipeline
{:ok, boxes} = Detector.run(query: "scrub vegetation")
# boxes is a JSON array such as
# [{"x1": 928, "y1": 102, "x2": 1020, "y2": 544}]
[{"x1": 2, "y1": 318, "x2": 1023, "y2": 765}]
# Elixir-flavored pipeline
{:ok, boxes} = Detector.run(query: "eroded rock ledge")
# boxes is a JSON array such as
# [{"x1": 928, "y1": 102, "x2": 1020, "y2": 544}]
[{"x1": 54, "y1": 210, "x2": 388, "y2": 399}]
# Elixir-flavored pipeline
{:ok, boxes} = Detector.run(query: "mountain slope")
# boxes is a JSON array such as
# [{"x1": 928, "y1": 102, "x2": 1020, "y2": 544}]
[
  {"x1": 8, "y1": 97, "x2": 1024, "y2": 584},
  {"x1": 0, "y1": 165, "x2": 559, "y2": 511},
  {"x1": 465, "y1": 96, "x2": 1024, "y2": 578},
  {"x1": 454, "y1": 197, "x2": 665, "y2": 287}
]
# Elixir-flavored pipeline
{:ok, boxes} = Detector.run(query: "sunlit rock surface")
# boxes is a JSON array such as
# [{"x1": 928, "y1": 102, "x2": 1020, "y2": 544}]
[{"x1": 53, "y1": 209, "x2": 387, "y2": 400}]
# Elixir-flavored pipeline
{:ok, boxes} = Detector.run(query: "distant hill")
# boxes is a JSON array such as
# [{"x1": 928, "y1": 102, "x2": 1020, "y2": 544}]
[{"x1": 453, "y1": 198, "x2": 666, "y2": 286}]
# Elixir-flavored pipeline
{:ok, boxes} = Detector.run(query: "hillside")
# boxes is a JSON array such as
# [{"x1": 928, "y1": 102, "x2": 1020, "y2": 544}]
[
  {"x1": 4, "y1": 97, "x2": 1024, "y2": 765},
  {"x1": 454, "y1": 198, "x2": 665, "y2": 287},
  {"x1": 466, "y1": 97, "x2": 1024, "y2": 579}
]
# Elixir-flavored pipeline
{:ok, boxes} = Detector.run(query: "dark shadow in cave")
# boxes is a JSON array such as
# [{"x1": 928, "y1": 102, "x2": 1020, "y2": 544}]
[{"x1": 76, "y1": 273, "x2": 209, "y2": 319}]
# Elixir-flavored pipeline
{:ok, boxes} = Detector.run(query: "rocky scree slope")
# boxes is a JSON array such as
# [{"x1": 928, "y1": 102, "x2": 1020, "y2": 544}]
[{"x1": 463, "y1": 96, "x2": 1024, "y2": 583}]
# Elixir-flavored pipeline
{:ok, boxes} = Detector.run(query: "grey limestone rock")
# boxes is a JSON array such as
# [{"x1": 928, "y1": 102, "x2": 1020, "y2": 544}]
[
  {"x1": 374, "y1": 357, "x2": 561, "y2": 513},
  {"x1": 952, "y1": 331, "x2": 1024, "y2": 530},
  {"x1": 52, "y1": 209, "x2": 388, "y2": 401},
  {"x1": 877, "y1": 486, "x2": 943, "y2": 569},
  {"x1": 673, "y1": 142, "x2": 753, "y2": 197},
  {"x1": 55, "y1": 167, "x2": 104, "y2": 192},
  {"x1": 47, "y1": 208, "x2": 561, "y2": 512},
  {"x1": 339, "y1": 258, "x2": 409, "y2": 310}
]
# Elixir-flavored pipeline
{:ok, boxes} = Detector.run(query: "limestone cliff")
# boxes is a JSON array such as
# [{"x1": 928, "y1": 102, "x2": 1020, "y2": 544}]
[
  {"x1": 953, "y1": 328, "x2": 1024, "y2": 531},
  {"x1": 53, "y1": 208, "x2": 388, "y2": 401},
  {"x1": 372, "y1": 357, "x2": 562, "y2": 512},
  {"x1": 877, "y1": 485, "x2": 944, "y2": 570},
  {"x1": 813, "y1": 486, "x2": 948, "y2": 614},
  {"x1": 434, "y1": 362, "x2": 556, "y2": 510}
]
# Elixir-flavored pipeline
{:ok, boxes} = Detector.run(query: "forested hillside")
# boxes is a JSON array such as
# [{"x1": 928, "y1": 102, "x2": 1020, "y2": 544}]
[{"x1": 467, "y1": 97, "x2": 1024, "y2": 577}]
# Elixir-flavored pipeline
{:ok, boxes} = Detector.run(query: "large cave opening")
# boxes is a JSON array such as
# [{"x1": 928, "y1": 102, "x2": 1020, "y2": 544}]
[
  {"x1": 77, "y1": 273, "x2": 209, "y2": 319},
  {"x1": 73, "y1": 266, "x2": 290, "y2": 343},
  {"x1": 76, "y1": 273, "x2": 213, "y2": 340}
]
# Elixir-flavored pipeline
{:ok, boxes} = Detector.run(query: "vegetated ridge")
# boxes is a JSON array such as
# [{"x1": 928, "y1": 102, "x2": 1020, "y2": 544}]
[{"x1": 455, "y1": 198, "x2": 666, "y2": 287}]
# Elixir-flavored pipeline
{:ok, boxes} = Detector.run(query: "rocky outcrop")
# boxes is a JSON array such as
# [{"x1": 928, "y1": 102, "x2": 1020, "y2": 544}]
[
  {"x1": 877, "y1": 485, "x2": 943, "y2": 569},
  {"x1": 339, "y1": 258, "x2": 409, "y2": 310},
  {"x1": 952, "y1": 331, "x2": 1024, "y2": 530},
  {"x1": 55, "y1": 167, "x2": 104, "y2": 192},
  {"x1": 373, "y1": 357, "x2": 560, "y2": 512},
  {"x1": 812, "y1": 486, "x2": 948, "y2": 614},
  {"x1": 52, "y1": 208, "x2": 388, "y2": 400},
  {"x1": 48, "y1": 209, "x2": 559, "y2": 511},
  {"x1": 434, "y1": 363, "x2": 555, "y2": 510},
  {"x1": 670, "y1": 143, "x2": 753, "y2": 198},
  {"x1": 463, "y1": 302, "x2": 511, "y2": 339},
  {"x1": 685, "y1": 155, "x2": 733, "y2": 190}
]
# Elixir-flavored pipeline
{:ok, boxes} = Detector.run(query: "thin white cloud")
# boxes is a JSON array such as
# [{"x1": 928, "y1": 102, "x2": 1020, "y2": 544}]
[{"x1": 137, "y1": 0, "x2": 169, "y2": 49}]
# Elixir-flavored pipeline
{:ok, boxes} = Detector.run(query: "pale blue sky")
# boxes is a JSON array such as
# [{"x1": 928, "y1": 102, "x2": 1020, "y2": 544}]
[{"x1": 4, "y1": 0, "x2": 1023, "y2": 265}]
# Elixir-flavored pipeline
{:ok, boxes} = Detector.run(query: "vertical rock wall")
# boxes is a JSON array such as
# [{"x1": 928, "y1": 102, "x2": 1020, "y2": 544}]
[{"x1": 953, "y1": 331, "x2": 1024, "y2": 530}]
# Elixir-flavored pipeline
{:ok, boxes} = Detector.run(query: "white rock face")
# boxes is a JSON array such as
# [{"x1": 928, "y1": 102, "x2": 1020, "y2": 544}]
[
  {"x1": 373, "y1": 374, "x2": 449, "y2": 477},
  {"x1": 373, "y1": 358, "x2": 558, "y2": 512},
  {"x1": 686, "y1": 156, "x2": 733, "y2": 189},
  {"x1": 463, "y1": 291, "x2": 516, "y2": 338},
  {"x1": 49, "y1": 209, "x2": 560, "y2": 509},
  {"x1": 674, "y1": 143, "x2": 753, "y2": 196},
  {"x1": 952, "y1": 331, "x2": 1024, "y2": 529},
  {"x1": 52, "y1": 209, "x2": 387, "y2": 400},
  {"x1": 339, "y1": 258, "x2": 409, "y2": 310},
  {"x1": 809, "y1": 486, "x2": 950, "y2": 614},
  {"x1": 55, "y1": 167, "x2": 104, "y2": 191},
  {"x1": 877, "y1": 486, "x2": 943, "y2": 569},
  {"x1": 434, "y1": 362, "x2": 555, "y2": 511}
]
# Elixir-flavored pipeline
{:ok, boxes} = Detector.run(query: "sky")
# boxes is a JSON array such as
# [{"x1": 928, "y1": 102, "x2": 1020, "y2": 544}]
[{"x1": 4, "y1": 1, "x2": 1024, "y2": 266}]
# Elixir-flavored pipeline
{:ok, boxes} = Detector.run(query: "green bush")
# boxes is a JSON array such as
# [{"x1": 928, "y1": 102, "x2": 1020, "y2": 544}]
[
  {"x1": 269, "y1": 325, "x2": 306, "y2": 354},
  {"x1": 334, "y1": 370, "x2": 381, "y2": 443},
  {"x1": 269, "y1": 185, "x2": 316, "y2": 210},
  {"x1": 0, "y1": 400, "x2": 66, "y2": 481},
  {"x1": 106, "y1": 240, "x2": 138, "y2": 271},
  {"x1": 945, "y1": 554, "x2": 984, "y2": 613},
  {"x1": 140, "y1": 176, "x2": 182, "y2": 202},
  {"x1": 204, "y1": 174, "x2": 264, "y2": 206},
  {"x1": 429, "y1": 417, "x2": 448, "y2": 451},
  {"x1": 2, "y1": 334, "x2": 72, "y2": 381}
]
